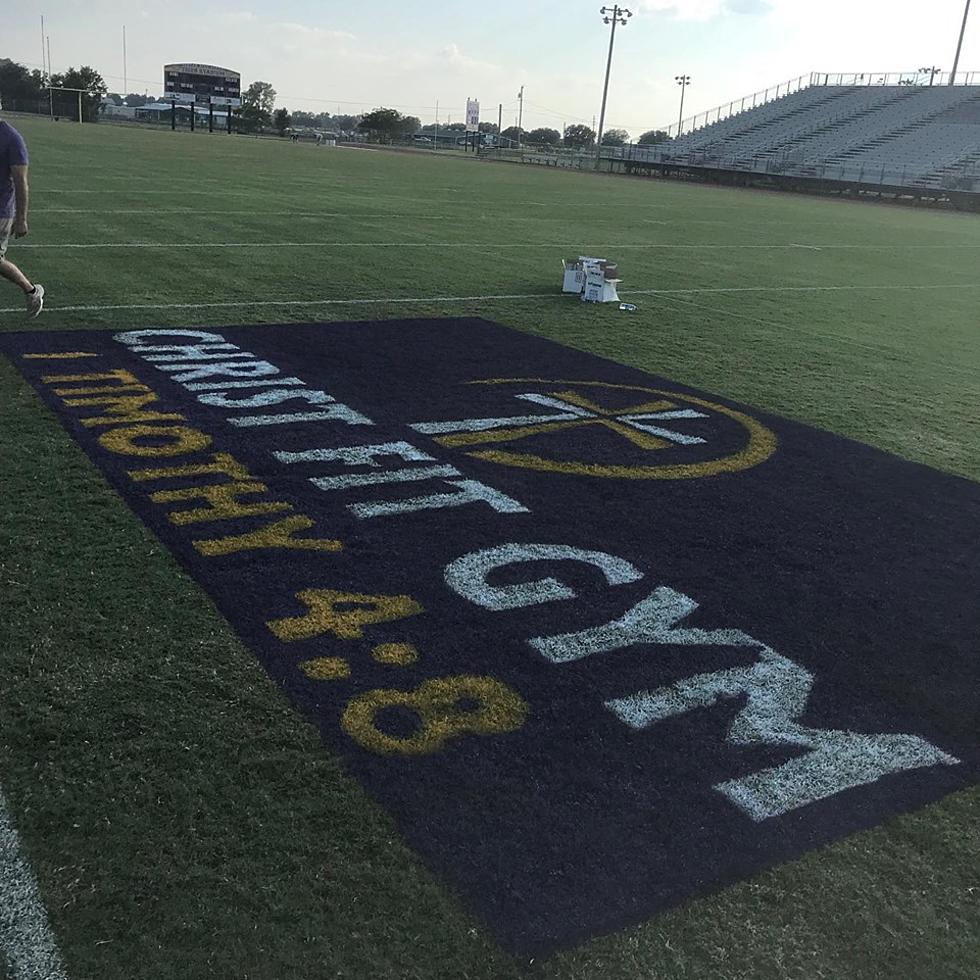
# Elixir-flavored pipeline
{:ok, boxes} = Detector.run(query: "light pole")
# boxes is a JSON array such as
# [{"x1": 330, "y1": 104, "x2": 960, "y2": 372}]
[
  {"x1": 675, "y1": 74, "x2": 691, "y2": 136},
  {"x1": 517, "y1": 85, "x2": 524, "y2": 149},
  {"x1": 919, "y1": 65, "x2": 941, "y2": 86},
  {"x1": 950, "y1": 0, "x2": 973, "y2": 84},
  {"x1": 595, "y1": 5, "x2": 632, "y2": 168}
]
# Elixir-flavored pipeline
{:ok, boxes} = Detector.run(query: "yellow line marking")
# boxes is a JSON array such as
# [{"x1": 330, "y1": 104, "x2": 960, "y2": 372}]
[
  {"x1": 372, "y1": 643, "x2": 420, "y2": 666},
  {"x1": 436, "y1": 419, "x2": 591, "y2": 448},
  {"x1": 22, "y1": 352, "x2": 100, "y2": 359},
  {"x1": 300, "y1": 658, "x2": 352, "y2": 681}
]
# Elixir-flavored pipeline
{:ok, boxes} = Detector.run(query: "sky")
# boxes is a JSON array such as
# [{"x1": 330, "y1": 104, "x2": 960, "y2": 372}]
[{"x1": 5, "y1": 0, "x2": 978, "y2": 136}]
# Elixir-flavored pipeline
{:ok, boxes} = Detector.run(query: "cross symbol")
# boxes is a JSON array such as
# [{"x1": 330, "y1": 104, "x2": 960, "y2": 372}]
[{"x1": 412, "y1": 390, "x2": 709, "y2": 452}]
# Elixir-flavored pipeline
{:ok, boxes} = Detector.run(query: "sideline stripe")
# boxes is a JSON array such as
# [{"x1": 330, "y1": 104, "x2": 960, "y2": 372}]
[
  {"x1": 1, "y1": 283, "x2": 977, "y2": 316},
  {"x1": 32, "y1": 210, "x2": 455, "y2": 219},
  {"x1": 13, "y1": 241, "x2": 980, "y2": 251},
  {"x1": 0, "y1": 787, "x2": 69, "y2": 980}
]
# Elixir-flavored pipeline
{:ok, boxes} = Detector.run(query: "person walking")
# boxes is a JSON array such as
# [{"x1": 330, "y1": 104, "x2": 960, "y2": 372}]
[{"x1": 0, "y1": 118, "x2": 44, "y2": 317}]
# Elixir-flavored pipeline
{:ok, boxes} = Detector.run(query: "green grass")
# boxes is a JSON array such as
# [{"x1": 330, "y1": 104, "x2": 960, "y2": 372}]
[{"x1": 1, "y1": 116, "x2": 979, "y2": 980}]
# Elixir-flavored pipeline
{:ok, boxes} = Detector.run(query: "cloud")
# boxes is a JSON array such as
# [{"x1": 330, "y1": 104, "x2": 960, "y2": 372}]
[
  {"x1": 277, "y1": 22, "x2": 356, "y2": 42},
  {"x1": 637, "y1": 0, "x2": 771, "y2": 20},
  {"x1": 725, "y1": 0, "x2": 772, "y2": 11}
]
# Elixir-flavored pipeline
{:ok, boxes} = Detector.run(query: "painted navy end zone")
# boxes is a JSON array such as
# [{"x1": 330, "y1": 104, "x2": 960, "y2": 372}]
[{"x1": 1, "y1": 318, "x2": 977, "y2": 954}]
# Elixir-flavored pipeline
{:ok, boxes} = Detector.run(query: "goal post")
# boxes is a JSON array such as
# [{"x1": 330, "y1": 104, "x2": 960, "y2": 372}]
[{"x1": 46, "y1": 86, "x2": 87, "y2": 123}]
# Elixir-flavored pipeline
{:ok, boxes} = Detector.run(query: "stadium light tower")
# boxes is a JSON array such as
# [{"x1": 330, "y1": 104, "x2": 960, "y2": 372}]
[
  {"x1": 595, "y1": 5, "x2": 632, "y2": 168},
  {"x1": 950, "y1": 0, "x2": 973, "y2": 84},
  {"x1": 675, "y1": 75, "x2": 691, "y2": 136}
]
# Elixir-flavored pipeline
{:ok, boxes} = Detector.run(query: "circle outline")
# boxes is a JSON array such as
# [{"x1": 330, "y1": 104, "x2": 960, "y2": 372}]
[{"x1": 463, "y1": 378, "x2": 777, "y2": 480}]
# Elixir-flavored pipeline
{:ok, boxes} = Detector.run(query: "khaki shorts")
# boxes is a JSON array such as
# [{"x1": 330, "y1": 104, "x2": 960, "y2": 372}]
[{"x1": 0, "y1": 218, "x2": 12, "y2": 260}]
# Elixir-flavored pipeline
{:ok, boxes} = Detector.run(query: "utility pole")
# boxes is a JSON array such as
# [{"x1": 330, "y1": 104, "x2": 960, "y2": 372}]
[
  {"x1": 47, "y1": 36, "x2": 53, "y2": 117},
  {"x1": 498, "y1": 102, "x2": 503, "y2": 148},
  {"x1": 675, "y1": 75, "x2": 691, "y2": 136},
  {"x1": 595, "y1": 5, "x2": 632, "y2": 168},
  {"x1": 123, "y1": 25, "x2": 128, "y2": 95},
  {"x1": 435, "y1": 98, "x2": 439, "y2": 150},
  {"x1": 950, "y1": 0, "x2": 973, "y2": 84},
  {"x1": 40, "y1": 15, "x2": 47, "y2": 84},
  {"x1": 517, "y1": 85, "x2": 524, "y2": 148}
]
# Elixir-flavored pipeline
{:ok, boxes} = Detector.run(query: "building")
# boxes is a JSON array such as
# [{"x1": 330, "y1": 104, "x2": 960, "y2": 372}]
[{"x1": 163, "y1": 64, "x2": 241, "y2": 105}]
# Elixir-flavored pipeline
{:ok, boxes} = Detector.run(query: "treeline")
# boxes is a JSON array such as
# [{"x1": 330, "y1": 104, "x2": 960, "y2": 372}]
[
  {"x1": 494, "y1": 124, "x2": 671, "y2": 149},
  {"x1": 2, "y1": 57, "x2": 672, "y2": 146},
  {"x1": 0, "y1": 58, "x2": 107, "y2": 121}
]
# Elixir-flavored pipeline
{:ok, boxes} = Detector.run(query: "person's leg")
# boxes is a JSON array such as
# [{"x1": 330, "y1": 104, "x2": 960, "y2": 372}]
[
  {"x1": 0, "y1": 219, "x2": 44, "y2": 317},
  {"x1": 0, "y1": 219, "x2": 31, "y2": 291},
  {"x1": 0, "y1": 256, "x2": 34, "y2": 293}
]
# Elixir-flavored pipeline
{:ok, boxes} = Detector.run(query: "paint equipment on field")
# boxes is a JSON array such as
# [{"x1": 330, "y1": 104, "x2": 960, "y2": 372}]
[{"x1": 561, "y1": 256, "x2": 622, "y2": 303}]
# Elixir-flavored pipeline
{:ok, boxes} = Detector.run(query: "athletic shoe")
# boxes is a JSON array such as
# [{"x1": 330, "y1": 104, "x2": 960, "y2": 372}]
[{"x1": 26, "y1": 283, "x2": 44, "y2": 318}]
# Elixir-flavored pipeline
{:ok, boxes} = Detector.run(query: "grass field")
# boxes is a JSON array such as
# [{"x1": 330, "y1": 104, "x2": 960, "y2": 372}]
[{"x1": 1, "y1": 116, "x2": 979, "y2": 980}]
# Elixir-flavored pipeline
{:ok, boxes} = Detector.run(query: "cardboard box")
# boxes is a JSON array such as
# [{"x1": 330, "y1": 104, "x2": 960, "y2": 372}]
[{"x1": 564, "y1": 256, "x2": 621, "y2": 303}]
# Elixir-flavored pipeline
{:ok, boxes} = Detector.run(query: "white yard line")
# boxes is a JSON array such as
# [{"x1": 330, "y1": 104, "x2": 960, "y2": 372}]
[
  {"x1": 0, "y1": 292, "x2": 547, "y2": 314},
  {"x1": 14, "y1": 241, "x2": 980, "y2": 250},
  {"x1": 32, "y1": 210, "x2": 454, "y2": 218},
  {"x1": 0, "y1": 787, "x2": 69, "y2": 980},
  {"x1": 35, "y1": 189, "x2": 256, "y2": 196},
  {"x1": 626, "y1": 283, "x2": 980, "y2": 295},
  {"x1": 1, "y1": 283, "x2": 978, "y2": 316}
]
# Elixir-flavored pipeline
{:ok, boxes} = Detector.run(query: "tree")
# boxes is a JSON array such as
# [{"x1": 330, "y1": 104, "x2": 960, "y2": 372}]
[
  {"x1": 274, "y1": 107, "x2": 291, "y2": 136},
  {"x1": 358, "y1": 107, "x2": 417, "y2": 143},
  {"x1": 637, "y1": 129, "x2": 670, "y2": 145},
  {"x1": 563, "y1": 124, "x2": 595, "y2": 149},
  {"x1": 241, "y1": 80, "x2": 276, "y2": 132},
  {"x1": 0, "y1": 59, "x2": 45, "y2": 109},
  {"x1": 125, "y1": 92, "x2": 150, "y2": 107},
  {"x1": 105, "y1": 92, "x2": 124, "y2": 106},
  {"x1": 332, "y1": 114, "x2": 361, "y2": 133},
  {"x1": 600, "y1": 128, "x2": 630, "y2": 146},
  {"x1": 478, "y1": 121, "x2": 499, "y2": 134},
  {"x1": 525, "y1": 127, "x2": 561, "y2": 146},
  {"x1": 500, "y1": 126, "x2": 523, "y2": 145},
  {"x1": 51, "y1": 66, "x2": 108, "y2": 122}
]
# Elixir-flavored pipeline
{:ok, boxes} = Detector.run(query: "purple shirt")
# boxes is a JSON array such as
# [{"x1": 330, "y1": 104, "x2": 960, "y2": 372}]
[{"x1": 0, "y1": 121, "x2": 29, "y2": 219}]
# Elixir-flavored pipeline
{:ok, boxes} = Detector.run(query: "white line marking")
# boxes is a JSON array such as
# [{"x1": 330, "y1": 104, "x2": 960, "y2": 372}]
[
  {"x1": 14, "y1": 241, "x2": 980, "y2": 251},
  {"x1": 626, "y1": 283, "x2": 980, "y2": 295},
  {"x1": 34, "y1": 189, "x2": 256, "y2": 196},
  {"x1": 32, "y1": 211, "x2": 454, "y2": 219},
  {"x1": 0, "y1": 786, "x2": 69, "y2": 980},
  {"x1": 0, "y1": 293, "x2": 545, "y2": 314},
  {"x1": 1, "y1": 283, "x2": 977, "y2": 316}
]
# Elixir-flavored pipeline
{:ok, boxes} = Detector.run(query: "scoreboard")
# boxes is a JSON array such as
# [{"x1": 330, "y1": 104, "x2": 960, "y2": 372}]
[{"x1": 163, "y1": 63, "x2": 241, "y2": 107}]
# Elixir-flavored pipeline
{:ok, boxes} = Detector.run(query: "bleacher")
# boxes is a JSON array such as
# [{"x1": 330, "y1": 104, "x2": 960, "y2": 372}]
[{"x1": 632, "y1": 80, "x2": 980, "y2": 194}]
